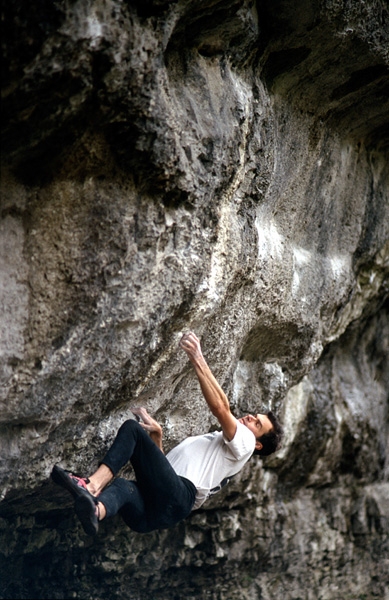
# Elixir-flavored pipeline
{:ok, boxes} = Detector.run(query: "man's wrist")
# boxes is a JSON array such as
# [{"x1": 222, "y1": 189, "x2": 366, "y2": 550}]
[
  {"x1": 151, "y1": 427, "x2": 162, "y2": 440},
  {"x1": 189, "y1": 352, "x2": 206, "y2": 367}
]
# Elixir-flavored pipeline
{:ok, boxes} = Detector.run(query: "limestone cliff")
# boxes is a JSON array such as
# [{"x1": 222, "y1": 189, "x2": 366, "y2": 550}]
[{"x1": 1, "y1": 0, "x2": 388, "y2": 598}]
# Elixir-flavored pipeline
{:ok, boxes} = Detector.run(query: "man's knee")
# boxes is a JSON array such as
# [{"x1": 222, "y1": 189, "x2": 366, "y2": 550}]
[{"x1": 118, "y1": 419, "x2": 143, "y2": 437}]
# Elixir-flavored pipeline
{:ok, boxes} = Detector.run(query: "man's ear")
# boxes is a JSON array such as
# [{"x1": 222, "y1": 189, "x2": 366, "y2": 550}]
[{"x1": 255, "y1": 440, "x2": 263, "y2": 452}]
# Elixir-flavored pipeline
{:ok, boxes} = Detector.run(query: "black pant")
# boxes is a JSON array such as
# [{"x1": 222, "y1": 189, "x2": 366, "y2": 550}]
[{"x1": 98, "y1": 420, "x2": 196, "y2": 532}]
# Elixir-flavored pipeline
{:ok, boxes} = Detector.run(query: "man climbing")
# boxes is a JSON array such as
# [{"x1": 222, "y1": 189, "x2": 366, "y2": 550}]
[{"x1": 51, "y1": 332, "x2": 283, "y2": 535}]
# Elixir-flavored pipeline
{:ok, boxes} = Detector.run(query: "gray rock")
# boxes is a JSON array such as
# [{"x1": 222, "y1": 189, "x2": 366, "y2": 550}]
[{"x1": 1, "y1": 0, "x2": 388, "y2": 598}]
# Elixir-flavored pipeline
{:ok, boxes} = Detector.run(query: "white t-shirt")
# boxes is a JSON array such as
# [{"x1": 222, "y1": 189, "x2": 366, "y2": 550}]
[{"x1": 166, "y1": 420, "x2": 256, "y2": 510}]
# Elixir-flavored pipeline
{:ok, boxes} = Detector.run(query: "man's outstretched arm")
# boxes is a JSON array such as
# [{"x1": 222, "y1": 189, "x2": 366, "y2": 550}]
[{"x1": 179, "y1": 332, "x2": 237, "y2": 441}]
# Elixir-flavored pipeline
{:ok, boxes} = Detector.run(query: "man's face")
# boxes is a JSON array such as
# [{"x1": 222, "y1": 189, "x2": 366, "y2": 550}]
[{"x1": 239, "y1": 414, "x2": 273, "y2": 451}]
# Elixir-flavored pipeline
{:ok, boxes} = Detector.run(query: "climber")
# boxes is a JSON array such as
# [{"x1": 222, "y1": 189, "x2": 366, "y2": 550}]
[{"x1": 51, "y1": 332, "x2": 283, "y2": 536}]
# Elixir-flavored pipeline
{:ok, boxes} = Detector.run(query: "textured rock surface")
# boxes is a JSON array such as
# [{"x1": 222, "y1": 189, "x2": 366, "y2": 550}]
[{"x1": 1, "y1": 0, "x2": 388, "y2": 598}]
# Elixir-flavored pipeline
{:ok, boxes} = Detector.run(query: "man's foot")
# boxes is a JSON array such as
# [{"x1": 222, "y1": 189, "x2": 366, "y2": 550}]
[
  {"x1": 51, "y1": 465, "x2": 92, "y2": 499},
  {"x1": 75, "y1": 494, "x2": 99, "y2": 536},
  {"x1": 51, "y1": 465, "x2": 99, "y2": 536}
]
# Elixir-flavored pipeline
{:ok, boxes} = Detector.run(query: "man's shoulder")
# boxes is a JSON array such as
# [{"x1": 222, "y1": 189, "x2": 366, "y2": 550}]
[{"x1": 224, "y1": 420, "x2": 256, "y2": 457}]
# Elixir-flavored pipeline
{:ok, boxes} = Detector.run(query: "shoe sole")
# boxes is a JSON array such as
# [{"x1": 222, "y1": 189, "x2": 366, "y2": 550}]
[
  {"x1": 51, "y1": 465, "x2": 89, "y2": 500},
  {"x1": 75, "y1": 494, "x2": 99, "y2": 536}
]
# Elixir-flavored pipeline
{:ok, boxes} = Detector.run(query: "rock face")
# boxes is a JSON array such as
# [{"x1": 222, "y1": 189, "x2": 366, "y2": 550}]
[{"x1": 1, "y1": 0, "x2": 388, "y2": 598}]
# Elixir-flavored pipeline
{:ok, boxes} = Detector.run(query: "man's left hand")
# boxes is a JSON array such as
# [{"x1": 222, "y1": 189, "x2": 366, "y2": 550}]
[{"x1": 131, "y1": 407, "x2": 164, "y2": 452}]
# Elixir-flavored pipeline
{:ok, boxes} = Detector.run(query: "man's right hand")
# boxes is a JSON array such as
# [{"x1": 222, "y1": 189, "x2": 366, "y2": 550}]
[{"x1": 179, "y1": 331, "x2": 204, "y2": 364}]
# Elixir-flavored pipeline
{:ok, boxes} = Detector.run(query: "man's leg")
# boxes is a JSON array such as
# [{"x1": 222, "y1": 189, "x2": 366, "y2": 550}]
[
  {"x1": 87, "y1": 464, "x2": 113, "y2": 496},
  {"x1": 52, "y1": 419, "x2": 148, "y2": 530},
  {"x1": 102, "y1": 419, "x2": 182, "y2": 500},
  {"x1": 99, "y1": 420, "x2": 196, "y2": 531},
  {"x1": 77, "y1": 419, "x2": 155, "y2": 522},
  {"x1": 52, "y1": 419, "x2": 195, "y2": 533},
  {"x1": 63, "y1": 419, "x2": 159, "y2": 520},
  {"x1": 98, "y1": 478, "x2": 150, "y2": 531},
  {"x1": 73, "y1": 419, "x2": 170, "y2": 528}
]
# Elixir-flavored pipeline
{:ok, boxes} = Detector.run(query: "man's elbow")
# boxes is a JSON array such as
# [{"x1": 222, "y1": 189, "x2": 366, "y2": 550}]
[{"x1": 211, "y1": 402, "x2": 231, "y2": 422}]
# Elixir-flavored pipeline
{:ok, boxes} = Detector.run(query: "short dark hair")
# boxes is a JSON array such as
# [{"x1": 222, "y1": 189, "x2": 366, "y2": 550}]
[{"x1": 253, "y1": 410, "x2": 283, "y2": 457}]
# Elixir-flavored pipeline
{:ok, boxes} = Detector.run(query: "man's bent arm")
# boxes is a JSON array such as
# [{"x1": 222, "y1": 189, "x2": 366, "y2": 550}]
[{"x1": 179, "y1": 332, "x2": 237, "y2": 441}]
